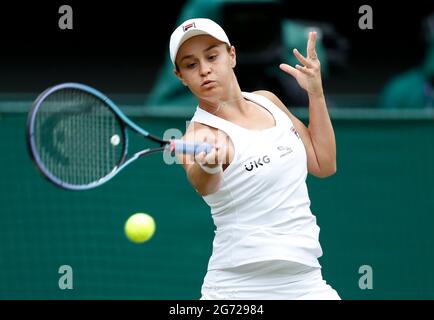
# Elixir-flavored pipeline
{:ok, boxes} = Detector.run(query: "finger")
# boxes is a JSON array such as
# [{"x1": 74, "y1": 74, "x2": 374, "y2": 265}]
[
  {"x1": 307, "y1": 31, "x2": 318, "y2": 60},
  {"x1": 214, "y1": 141, "x2": 229, "y2": 164},
  {"x1": 215, "y1": 144, "x2": 227, "y2": 164},
  {"x1": 295, "y1": 64, "x2": 314, "y2": 76},
  {"x1": 200, "y1": 134, "x2": 217, "y2": 154},
  {"x1": 293, "y1": 48, "x2": 313, "y2": 68},
  {"x1": 194, "y1": 151, "x2": 207, "y2": 164},
  {"x1": 200, "y1": 133, "x2": 215, "y2": 145},
  {"x1": 204, "y1": 148, "x2": 219, "y2": 165},
  {"x1": 279, "y1": 63, "x2": 298, "y2": 78}
]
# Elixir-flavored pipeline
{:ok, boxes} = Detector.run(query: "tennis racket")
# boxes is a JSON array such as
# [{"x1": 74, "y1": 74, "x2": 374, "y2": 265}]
[{"x1": 26, "y1": 82, "x2": 211, "y2": 190}]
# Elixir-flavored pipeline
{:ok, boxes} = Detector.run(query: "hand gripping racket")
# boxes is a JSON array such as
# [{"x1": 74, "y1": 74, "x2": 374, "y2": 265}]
[{"x1": 26, "y1": 83, "x2": 211, "y2": 190}]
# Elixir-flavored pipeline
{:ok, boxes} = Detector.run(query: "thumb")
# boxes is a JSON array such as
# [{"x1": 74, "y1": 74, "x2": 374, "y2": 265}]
[{"x1": 279, "y1": 63, "x2": 297, "y2": 78}]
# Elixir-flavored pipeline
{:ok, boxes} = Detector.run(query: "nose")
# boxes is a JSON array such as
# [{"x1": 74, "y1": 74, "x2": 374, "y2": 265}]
[{"x1": 199, "y1": 61, "x2": 211, "y2": 76}]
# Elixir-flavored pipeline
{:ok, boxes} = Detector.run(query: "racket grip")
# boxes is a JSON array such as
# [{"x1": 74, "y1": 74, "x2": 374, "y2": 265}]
[{"x1": 170, "y1": 140, "x2": 212, "y2": 155}]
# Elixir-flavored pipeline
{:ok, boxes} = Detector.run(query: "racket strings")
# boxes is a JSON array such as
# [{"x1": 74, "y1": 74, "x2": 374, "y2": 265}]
[{"x1": 33, "y1": 88, "x2": 124, "y2": 186}]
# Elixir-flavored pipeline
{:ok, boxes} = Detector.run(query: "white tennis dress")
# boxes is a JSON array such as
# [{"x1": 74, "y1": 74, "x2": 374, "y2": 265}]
[{"x1": 191, "y1": 92, "x2": 340, "y2": 300}]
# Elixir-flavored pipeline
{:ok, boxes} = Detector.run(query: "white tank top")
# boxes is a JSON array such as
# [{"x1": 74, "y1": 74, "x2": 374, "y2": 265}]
[{"x1": 191, "y1": 92, "x2": 323, "y2": 270}]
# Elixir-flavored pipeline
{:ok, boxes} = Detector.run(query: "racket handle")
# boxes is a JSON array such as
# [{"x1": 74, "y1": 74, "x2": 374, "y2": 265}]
[{"x1": 170, "y1": 140, "x2": 212, "y2": 155}]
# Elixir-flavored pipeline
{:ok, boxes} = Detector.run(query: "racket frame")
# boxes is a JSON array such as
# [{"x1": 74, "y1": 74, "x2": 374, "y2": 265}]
[{"x1": 26, "y1": 83, "x2": 170, "y2": 190}]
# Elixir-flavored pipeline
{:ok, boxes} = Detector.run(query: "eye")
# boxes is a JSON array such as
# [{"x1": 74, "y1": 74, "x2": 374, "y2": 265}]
[
  {"x1": 186, "y1": 62, "x2": 197, "y2": 69},
  {"x1": 208, "y1": 54, "x2": 218, "y2": 61}
]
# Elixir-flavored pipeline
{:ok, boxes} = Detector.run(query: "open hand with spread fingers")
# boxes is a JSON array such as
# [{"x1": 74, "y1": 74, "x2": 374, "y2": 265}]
[{"x1": 279, "y1": 31, "x2": 324, "y2": 98}]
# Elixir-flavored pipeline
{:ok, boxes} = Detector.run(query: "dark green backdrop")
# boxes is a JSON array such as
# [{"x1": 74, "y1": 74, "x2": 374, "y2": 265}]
[{"x1": 0, "y1": 108, "x2": 433, "y2": 299}]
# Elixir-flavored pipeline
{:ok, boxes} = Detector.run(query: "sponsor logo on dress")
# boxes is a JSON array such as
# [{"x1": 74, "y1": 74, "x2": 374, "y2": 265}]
[
  {"x1": 291, "y1": 126, "x2": 300, "y2": 139},
  {"x1": 277, "y1": 145, "x2": 293, "y2": 157},
  {"x1": 243, "y1": 155, "x2": 271, "y2": 172}
]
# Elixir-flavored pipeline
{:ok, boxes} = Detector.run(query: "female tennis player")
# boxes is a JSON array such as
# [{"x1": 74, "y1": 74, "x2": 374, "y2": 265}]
[{"x1": 171, "y1": 18, "x2": 339, "y2": 300}]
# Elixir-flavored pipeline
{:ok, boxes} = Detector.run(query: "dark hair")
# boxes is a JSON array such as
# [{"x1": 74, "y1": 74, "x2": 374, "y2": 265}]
[{"x1": 175, "y1": 44, "x2": 232, "y2": 72}]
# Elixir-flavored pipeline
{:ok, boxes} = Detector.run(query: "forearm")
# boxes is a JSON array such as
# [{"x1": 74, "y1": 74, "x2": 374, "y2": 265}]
[
  {"x1": 187, "y1": 162, "x2": 222, "y2": 196},
  {"x1": 307, "y1": 92, "x2": 336, "y2": 173}
]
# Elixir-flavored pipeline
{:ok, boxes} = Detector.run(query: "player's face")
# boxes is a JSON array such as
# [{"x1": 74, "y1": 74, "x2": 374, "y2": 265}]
[{"x1": 175, "y1": 35, "x2": 236, "y2": 100}]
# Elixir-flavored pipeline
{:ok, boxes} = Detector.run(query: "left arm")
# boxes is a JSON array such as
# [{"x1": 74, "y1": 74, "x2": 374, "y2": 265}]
[
  {"x1": 305, "y1": 91, "x2": 336, "y2": 177},
  {"x1": 261, "y1": 31, "x2": 336, "y2": 178}
]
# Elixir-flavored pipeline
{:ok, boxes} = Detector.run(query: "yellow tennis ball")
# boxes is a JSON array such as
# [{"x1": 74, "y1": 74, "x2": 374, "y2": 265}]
[{"x1": 124, "y1": 213, "x2": 156, "y2": 243}]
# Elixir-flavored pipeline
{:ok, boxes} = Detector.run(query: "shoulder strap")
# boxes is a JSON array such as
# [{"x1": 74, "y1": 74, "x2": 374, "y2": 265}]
[{"x1": 242, "y1": 92, "x2": 293, "y2": 129}]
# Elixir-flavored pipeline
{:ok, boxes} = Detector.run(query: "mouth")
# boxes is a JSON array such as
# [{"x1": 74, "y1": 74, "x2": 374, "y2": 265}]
[{"x1": 201, "y1": 80, "x2": 215, "y2": 87}]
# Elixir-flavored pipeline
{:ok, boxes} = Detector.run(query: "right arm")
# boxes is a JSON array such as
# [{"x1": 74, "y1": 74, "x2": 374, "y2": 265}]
[{"x1": 178, "y1": 122, "x2": 228, "y2": 196}]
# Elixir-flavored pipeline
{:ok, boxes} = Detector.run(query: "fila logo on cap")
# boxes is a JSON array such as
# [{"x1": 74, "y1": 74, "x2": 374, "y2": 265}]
[{"x1": 183, "y1": 22, "x2": 196, "y2": 32}]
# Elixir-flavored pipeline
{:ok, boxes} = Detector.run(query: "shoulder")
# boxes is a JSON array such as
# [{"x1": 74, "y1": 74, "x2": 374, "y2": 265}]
[
  {"x1": 378, "y1": 68, "x2": 425, "y2": 109},
  {"x1": 184, "y1": 120, "x2": 216, "y2": 139},
  {"x1": 185, "y1": 120, "x2": 210, "y2": 133},
  {"x1": 251, "y1": 90, "x2": 281, "y2": 105},
  {"x1": 252, "y1": 90, "x2": 289, "y2": 112},
  {"x1": 183, "y1": 120, "x2": 230, "y2": 143},
  {"x1": 390, "y1": 68, "x2": 425, "y2": 84},
  {"x1": 252, "y1": 90, "x2": 297, "y2": 121},
  {"x1": 253, "y1": 90, "x2": 309, "y2": 144}
]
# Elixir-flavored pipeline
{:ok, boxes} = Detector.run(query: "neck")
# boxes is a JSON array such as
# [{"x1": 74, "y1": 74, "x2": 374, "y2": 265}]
[{"x1": 197, "y1": 76, "x2": 247, "y2": 116}]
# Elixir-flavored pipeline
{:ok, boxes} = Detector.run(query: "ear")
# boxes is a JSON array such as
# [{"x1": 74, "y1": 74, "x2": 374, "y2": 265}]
[
  {"x1": 229, "y1": 46, "x2": 237, "y2": 68},
  {"x1": 174, "y1": 68, "x2": 188, "y2": 86}
]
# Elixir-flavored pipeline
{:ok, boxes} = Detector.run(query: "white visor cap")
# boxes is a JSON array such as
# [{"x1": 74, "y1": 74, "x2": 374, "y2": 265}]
[{"x1": 169, "y1": 18, "x2": 231, "y2": 65}]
